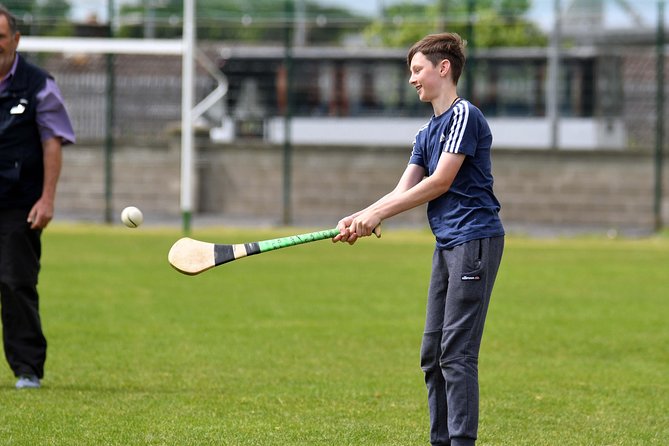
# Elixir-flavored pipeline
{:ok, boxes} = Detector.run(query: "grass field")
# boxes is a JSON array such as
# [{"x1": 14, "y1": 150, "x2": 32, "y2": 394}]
[{"x1": 0, "y1": 224, "x2": 667, "y2": 445}]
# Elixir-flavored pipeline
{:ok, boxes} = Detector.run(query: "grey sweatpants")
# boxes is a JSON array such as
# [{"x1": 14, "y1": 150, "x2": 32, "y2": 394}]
[{"x1": 420, "y1": 236, "x2": 504, "y2": 446}]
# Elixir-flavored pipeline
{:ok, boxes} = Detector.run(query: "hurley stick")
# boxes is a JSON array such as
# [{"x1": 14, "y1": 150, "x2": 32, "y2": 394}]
[{"x1": 168, "y1": 226, "x2": 381, "y2": 275}]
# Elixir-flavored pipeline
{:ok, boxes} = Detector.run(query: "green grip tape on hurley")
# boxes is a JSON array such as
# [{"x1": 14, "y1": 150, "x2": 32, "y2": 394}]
[{"x1": 257, "y1": 229, "x2": 340, "y2": 253}]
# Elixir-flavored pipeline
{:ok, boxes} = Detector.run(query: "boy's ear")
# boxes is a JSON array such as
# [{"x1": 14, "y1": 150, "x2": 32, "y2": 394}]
[{"x1": 439, "y1": 59, "x2": 451, "y2": 78}]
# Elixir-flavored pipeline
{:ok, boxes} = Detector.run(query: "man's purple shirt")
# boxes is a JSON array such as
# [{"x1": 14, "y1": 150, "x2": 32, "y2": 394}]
[{"x1": 0, "y1": 54, "x2": 75, "y2": 145}]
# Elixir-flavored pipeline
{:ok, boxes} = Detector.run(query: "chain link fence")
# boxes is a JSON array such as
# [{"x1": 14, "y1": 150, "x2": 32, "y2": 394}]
[
  {"x1": 27, "y1": 52, "x2": 212, "y2": 144},
  {"x1": 17, "y1": 6, "x2": 665, "y2": 151},
  {"x1": 8, "y1": 0, "x2": 668, "y2": 229}
]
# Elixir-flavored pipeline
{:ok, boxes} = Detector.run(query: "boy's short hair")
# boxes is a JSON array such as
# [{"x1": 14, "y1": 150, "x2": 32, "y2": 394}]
[
  {"x1": 0, "y1": 4, "x2": 18, "y2": 34},
  {"x1": 407, "y1": 33, "x2": 466, "y2": 85}
]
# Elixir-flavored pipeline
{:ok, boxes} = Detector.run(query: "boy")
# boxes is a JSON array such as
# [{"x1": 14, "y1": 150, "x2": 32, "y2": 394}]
[{"x1": 333, "y1": 33, "x2": 504, "y2": 446}]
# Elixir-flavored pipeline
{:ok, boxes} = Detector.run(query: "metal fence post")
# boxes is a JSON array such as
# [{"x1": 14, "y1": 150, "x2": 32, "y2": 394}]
[
  {"x1": 655, "y1": 0, "x2": 666, "y2": 232},
  {"x1": 547, "y1": 0, "x2": 562, "y2": 151},
  {"x1": 464, "y1": 0, "x2": 475, "y2": 101},
  {"x1": 282, "y1": 0, "x2": 294, "y2": 226},
  {"x1": 104, "y1": 0, "x2": 115, "y2": 224}
]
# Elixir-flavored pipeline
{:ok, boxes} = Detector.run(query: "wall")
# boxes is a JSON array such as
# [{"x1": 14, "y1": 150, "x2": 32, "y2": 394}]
[
  {"x1": 56, "y1": 140, "x2": 669, "y2": 234},
  {"x1": 57, "y1": 144, "x2": 182, "y2": 220}
]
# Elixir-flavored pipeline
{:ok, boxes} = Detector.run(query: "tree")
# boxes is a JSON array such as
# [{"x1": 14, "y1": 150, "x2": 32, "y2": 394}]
[
  {"x1": 363, "y1": 0, "x2": 546, "y2": 48},
  {"x1": 3, "y1": 0, "x2": 72, "y2": 36},
  {"x1": 35, "y1": 0, "x2": 73, "y2": 36},
  {"x1": 3, "y1": 0, "x2": 37, "y2": 33},
  {"x1": 117, "y1": 0, "x2": 368, "y2": 44}
]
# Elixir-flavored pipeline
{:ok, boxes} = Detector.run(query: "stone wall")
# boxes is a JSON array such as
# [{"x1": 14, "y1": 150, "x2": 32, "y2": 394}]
[
  {"x1": 56, "y1": 140, "x2": 669, "y2": 233},
  {"x1": 57, "y1": 144, "x2": 182, "y2": 219}
]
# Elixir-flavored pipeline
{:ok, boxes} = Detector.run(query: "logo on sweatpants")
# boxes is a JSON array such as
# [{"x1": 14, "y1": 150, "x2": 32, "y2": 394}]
[{"x1": 461, "y1": 274, "x2": 481, "y2": 281}]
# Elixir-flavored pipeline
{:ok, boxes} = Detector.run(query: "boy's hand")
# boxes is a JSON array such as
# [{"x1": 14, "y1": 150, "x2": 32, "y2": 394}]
[
  {"x1": 333, "y1": 212, "x2": 381, "y2": 245},
  {"x1": 349, "y1": 211, "x2": 381, "y2": 239},
  {"x1": 333, "y1": 216, "x2": 356, "y2": 244}
]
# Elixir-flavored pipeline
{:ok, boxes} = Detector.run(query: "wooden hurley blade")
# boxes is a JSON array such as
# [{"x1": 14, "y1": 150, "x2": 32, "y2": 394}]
[
  {"x1": 168, "y1": 237, "x2": 217, "y2": 275},
  {"x1": 168, "y1": 237, "x2": 255, "y2": 275}
]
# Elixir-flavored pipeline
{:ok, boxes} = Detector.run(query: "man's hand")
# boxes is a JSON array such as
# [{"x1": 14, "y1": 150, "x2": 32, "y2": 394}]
[
  {"x1": 27, "y1": 197, "x2": 54, "y2": 229},
  {"x1": 29, "y1": 137, "x2": 62, "y2": 230}
]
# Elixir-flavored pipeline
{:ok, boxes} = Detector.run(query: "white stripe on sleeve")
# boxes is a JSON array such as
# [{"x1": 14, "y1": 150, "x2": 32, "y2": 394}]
[{"x1": 443, "y1": 102, "x2": 469, "y2": 154}]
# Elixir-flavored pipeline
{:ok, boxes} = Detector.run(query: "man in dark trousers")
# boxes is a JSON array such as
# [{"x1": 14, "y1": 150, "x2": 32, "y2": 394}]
[{"x1": 0, "y1": 4, "x2": 75, "y2": 389}]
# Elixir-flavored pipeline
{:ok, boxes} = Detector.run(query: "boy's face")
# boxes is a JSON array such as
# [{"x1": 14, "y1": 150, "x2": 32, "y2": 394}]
[{"x1": 409, "y1": 51, "x2": 449, "y2": 103}]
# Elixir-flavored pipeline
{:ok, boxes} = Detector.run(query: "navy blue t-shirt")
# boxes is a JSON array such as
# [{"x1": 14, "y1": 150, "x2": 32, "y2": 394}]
[{"x1": 409, "y1": 99, "x2": 504, "y2": 249}]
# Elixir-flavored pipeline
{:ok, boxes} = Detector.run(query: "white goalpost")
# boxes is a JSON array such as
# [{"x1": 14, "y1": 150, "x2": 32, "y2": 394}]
[
  {"x1": 19, "y1": 37, "x2": 184, "y2": 55},
  {"x1": 20, "y1": 0, "x2": 227, "y2": 233},
  {"x1": 180, "y1": 0, "x2": 196, "y2": 234}
]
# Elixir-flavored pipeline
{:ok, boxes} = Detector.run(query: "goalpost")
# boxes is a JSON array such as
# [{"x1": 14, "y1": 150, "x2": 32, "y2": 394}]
[{"x1": 20, "y1": 0, "x2": 227, "y2": 233}]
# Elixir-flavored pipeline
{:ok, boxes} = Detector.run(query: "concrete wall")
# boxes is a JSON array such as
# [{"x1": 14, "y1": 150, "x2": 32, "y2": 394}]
[
  {"x1": 493, "y1": 150, "x2": 663, "y2": 232},
  {"x1": 57, "y1": 144, "x2": 182, "y2": 219},
  {"x1": 56, "y1": 139, "x2": 669, "y2": 234}
]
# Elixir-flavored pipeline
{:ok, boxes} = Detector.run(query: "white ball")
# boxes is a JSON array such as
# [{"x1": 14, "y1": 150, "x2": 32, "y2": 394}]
[{"x1": 121, "y1": 206, "x2": 143, "y2": 228}]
